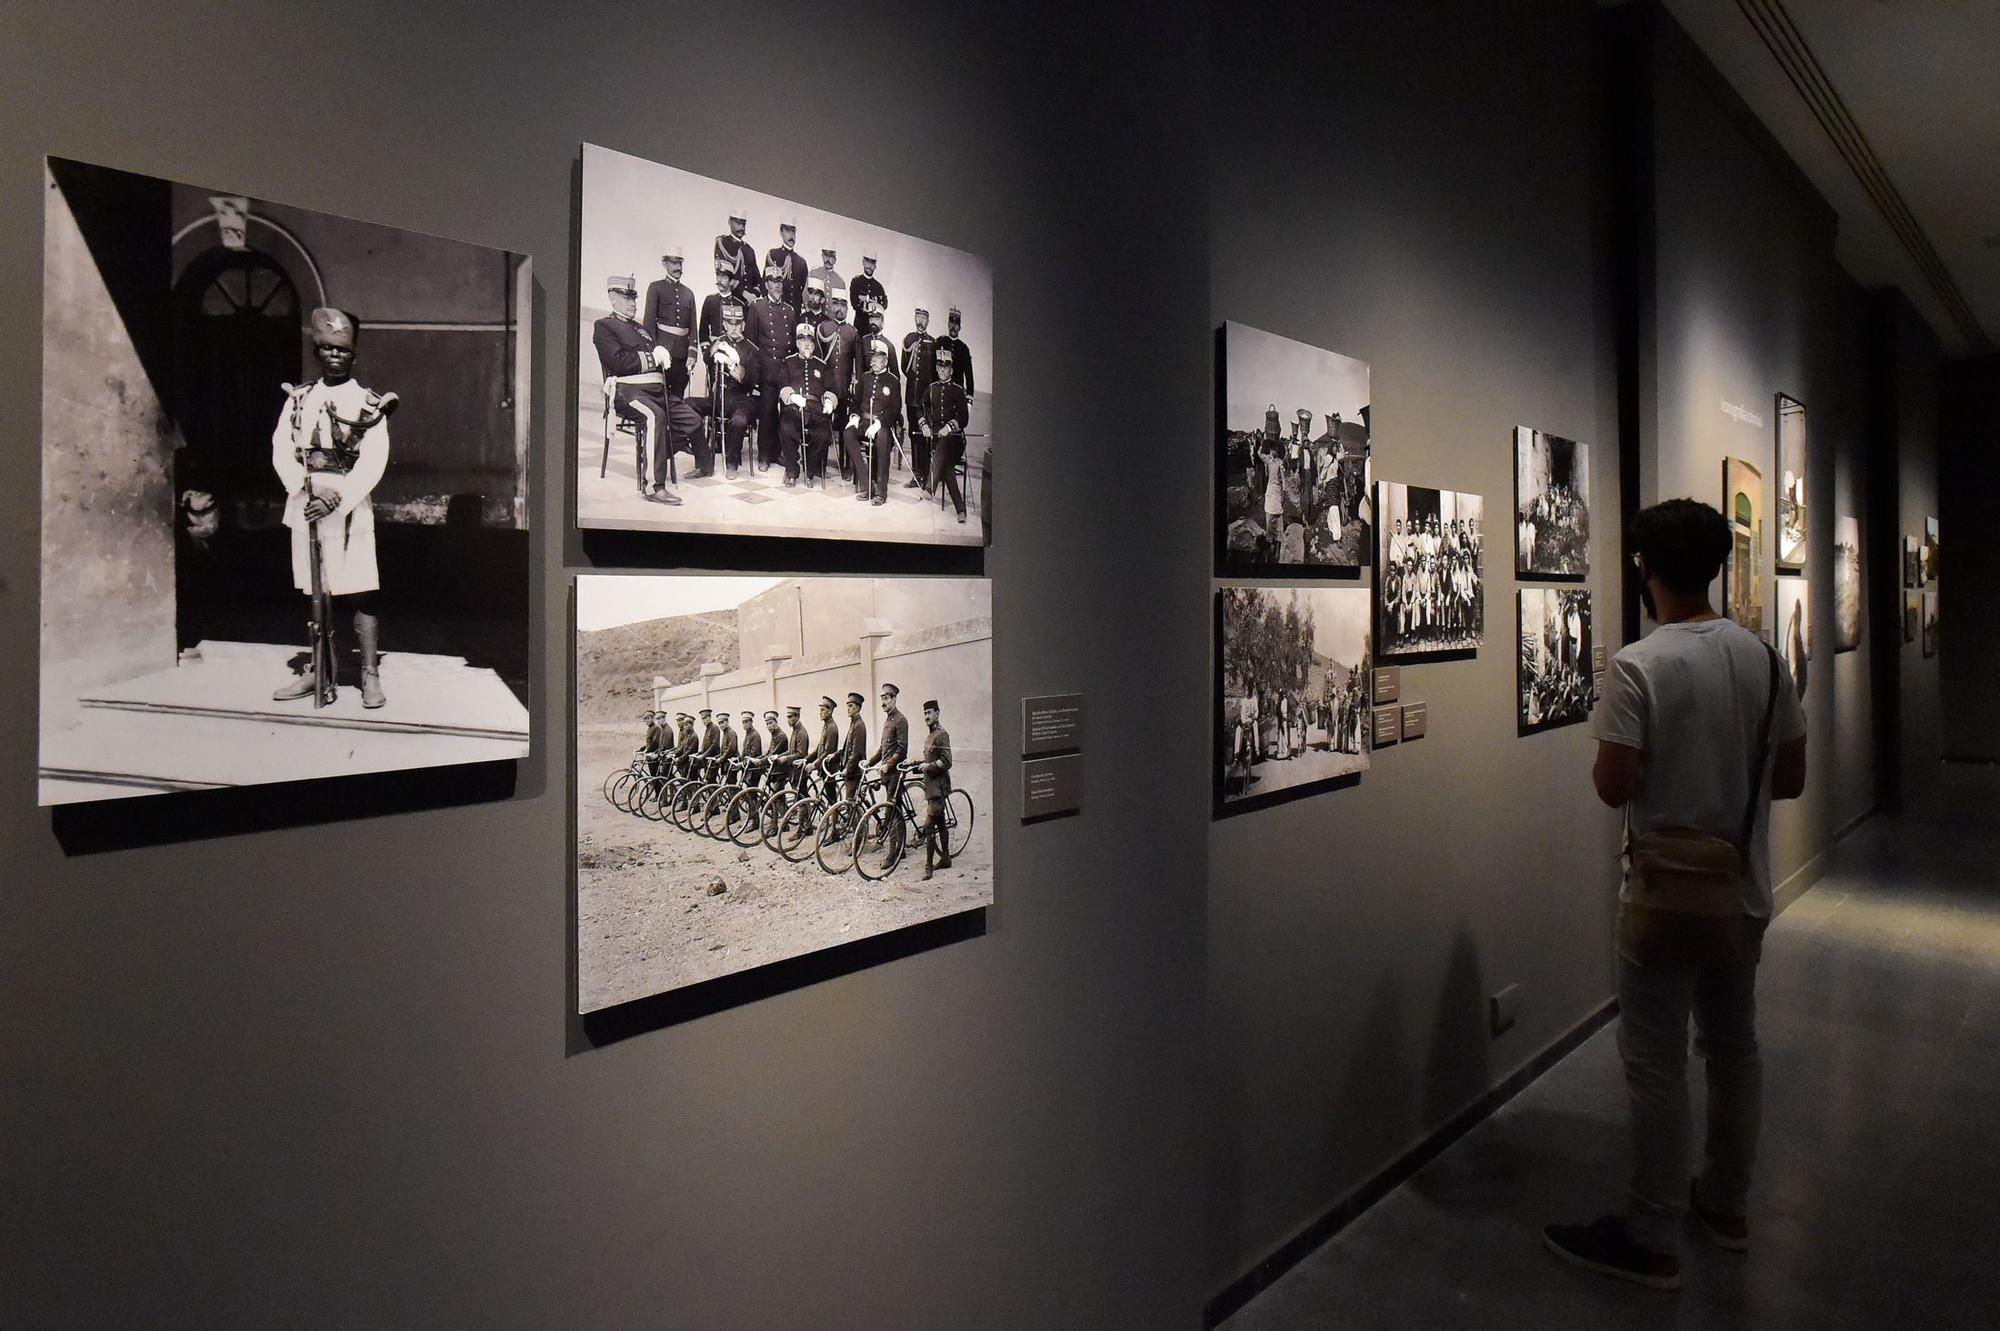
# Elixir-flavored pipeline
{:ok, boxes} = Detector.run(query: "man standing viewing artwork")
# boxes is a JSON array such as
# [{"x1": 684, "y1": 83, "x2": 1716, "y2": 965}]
[{"x1": 1545, "y1": 498, "x2": 1806, "y2": 1291}]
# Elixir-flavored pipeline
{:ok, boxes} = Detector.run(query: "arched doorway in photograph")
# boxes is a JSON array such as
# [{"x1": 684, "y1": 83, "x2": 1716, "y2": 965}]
[{"x1": 171, "y1": 247, "x2": 302, "y2": 651}]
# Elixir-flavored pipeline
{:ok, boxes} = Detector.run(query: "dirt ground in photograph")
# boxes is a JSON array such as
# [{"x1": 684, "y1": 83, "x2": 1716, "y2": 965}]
[{"x1": 576, "y1": 728, "x2": 991, "y2": 1011}]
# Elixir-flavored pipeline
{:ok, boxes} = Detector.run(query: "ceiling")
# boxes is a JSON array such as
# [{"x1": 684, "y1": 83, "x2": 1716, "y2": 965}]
[{"x1": 1661, "y1": 0, "x2": 2000, "y2": 357}]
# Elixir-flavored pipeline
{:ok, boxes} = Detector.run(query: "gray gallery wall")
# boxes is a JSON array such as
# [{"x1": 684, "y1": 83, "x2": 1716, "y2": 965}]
[
  {"x1": 1940, "y1": 352, "x2": 2000, "y2": 760},
  {"x1": 1204, "y1": 0, "x2": 1626, "y2": 1294},
  {"x1": 0, "y1": 3, "x2": 1215, "y2": 1328},
  {"x1": 1880, "y1": 294, "x2": 1946, "y2": 804},
  {"x1": 1644, "y1": 12, "x2": 1879, "y2": 887}
]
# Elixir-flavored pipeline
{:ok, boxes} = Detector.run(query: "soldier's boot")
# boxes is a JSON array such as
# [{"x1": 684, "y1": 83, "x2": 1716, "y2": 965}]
[
  {"x1": 272, "y1": 667, "x2": 319, "y2": 702},
  {"x1": 356, "y1": 611, "x2": 387, "y2": 710},
  {"x1": 922, "y1": 832, "x2": 935, "y2": 881},
  {"x1": 933, "y1": 820, "x2": 951, "y2": 872}
]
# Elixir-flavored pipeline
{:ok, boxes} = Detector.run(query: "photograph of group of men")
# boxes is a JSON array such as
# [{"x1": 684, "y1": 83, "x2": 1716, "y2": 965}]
[
  {"x1": 1516, "y1": 588, "x2": 1595, "y2": 735},
  {"x1": 576, "y1": 145, "x2": 993, "y2": 547},
  {"x1": 1218, "y1": 322, "x2": 1372, "y2": 572},
  {"x1": 1217, "y1": 585, "x2": 1371, "y2": 810},
  {"x1": 1513, "y1": 427, "x2": 1590, "y2": 579},
  {"x1": 1376, "y1": 483, "x2": 1486, "y2": 655}
]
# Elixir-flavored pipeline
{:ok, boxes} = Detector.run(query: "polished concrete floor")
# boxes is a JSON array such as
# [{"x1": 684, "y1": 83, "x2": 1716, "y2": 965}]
[{"x1": 1223, "y1": 767, "x2": 2000, "y2": 1331}]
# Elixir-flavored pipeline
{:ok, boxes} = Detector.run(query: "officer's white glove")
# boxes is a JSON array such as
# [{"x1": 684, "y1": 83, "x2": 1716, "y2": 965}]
[
  {"x1": 650, "y1": 347, "x2": 672, "y2": 371},
  {"x1": 916, "y1": 421, "x2": 930, "y2": 437},
  {"x1": 865, "y1": 420, "x2": 881, "y2": 441},
  {"x1": 846, "y1": 415, "x2": 861, "y2": 431},
  {"x1": 821, "y1": 392, "x2": 837, "y2": 414},
  {"x1": 780, "y1": 388, "x2": 801, "y2": 408},
  {"x1": 713, "y1": 342, "x2": 739, "y2": 368}
]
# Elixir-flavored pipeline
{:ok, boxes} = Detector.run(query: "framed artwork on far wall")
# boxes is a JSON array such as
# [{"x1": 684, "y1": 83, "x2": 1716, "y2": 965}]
[
  {"x1": 1904, "y1": 591, "x2": 1920, "y2": 645},
  {"x1": 1922, "y1": 590, "x2": 1938, "y2": 658},
  {"x1": 1514, "y1": 427, "x2": 1590, "y2": 579},
  {"x1": 1216, "y1": 321, "x2": 1373, "y2": 576},
  {"x1": 1375, "y1": 482, "x2": 1485, "y2": 658},
  {"x1": 1923, "y1": 516, "x2": 1939, "y2": 585},
  {"x1": 1723, "y1": 457, "x2": 1767, "y2": 640},
  {"x1": 1834, "y1": 515, "x2": 1861, "y2": 653},
  {"x1": 1904, "y1": 535, "x2": 1923, "y2": 589},
  {"x1": 1775, "y1": 393, "x2": 1807, "y2": 574},
  {"x1": 1517, "y1": 588, "x2": 1595, "y2": 735},
  {"x1": 1776, "y1": 577, "x2": 1810, "y2": 700}
]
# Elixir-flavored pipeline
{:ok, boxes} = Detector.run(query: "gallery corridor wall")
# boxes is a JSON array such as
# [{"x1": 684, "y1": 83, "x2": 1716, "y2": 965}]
[
  {"x1": 0, "y1": 2, "x2": 1213, "y2": 1327},
  {"x1": 1940, "y1": 352, "x2": 2000, "y2": 760}
]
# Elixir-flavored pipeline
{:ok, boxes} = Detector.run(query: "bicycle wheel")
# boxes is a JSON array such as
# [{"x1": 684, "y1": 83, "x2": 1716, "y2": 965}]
[
  {"x1": 674, "y1": 784, "x2": 710, "y2": 833},
  {"x1": 648, "y1": 779, "x2": 681, "y2": 821},
  {"x1": 634, "y1": 778, "x2": 662, "y2": 820},
  {"x1": 601, "y1": 768, "x2": 625, "y2": 803},
  {"x1": 726, "y1": 788, "x2": 765, "y2": 846},
  {"x1": 701, "y1": 787, "x2": 736, "y2": 839},
  {"x1": 610, "y1": 771, "x2": 638, "y2": 813},
  {"x1": 758, "y1": 789, "x2": 797, "y2": 847},
  {"x1": 775, "y1": 797, "x2": 820, "y2": 861},
  {"x1": 813, "y1": 799, "x2": 863, "y2": 875},
  {"x1": 853, "y1": 803, "x2": 908, "y2": 882},
  {"x1": 945, "y1": 789, "x2": 975, "y2": 859}
]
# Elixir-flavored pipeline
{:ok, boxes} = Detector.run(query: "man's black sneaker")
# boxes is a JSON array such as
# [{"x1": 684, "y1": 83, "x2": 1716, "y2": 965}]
[
  {"x1": 1542, "y1": 1216, "x2": 1682, "y2": 1290},
  {"x1": 1690, "y1": 1182, "x2": 1750, "y2": 1252}
]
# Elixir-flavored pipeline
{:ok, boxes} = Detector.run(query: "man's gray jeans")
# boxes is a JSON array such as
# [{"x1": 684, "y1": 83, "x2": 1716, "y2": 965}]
[{"x1": 1616, "y1": 910, "x2": 1766, "y2": 1254}]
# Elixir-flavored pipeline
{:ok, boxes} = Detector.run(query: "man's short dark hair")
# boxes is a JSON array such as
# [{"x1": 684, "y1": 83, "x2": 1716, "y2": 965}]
[{"x1": 1631, "y1": 498, "x2": 1732, "y2": 595}]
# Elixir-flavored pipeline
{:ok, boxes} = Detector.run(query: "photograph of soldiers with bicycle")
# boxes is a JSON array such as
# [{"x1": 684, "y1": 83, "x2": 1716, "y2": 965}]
[
  {"x1": 576, "y1": 144, "x2": 992, "y2": 549},
  {"x1": 1217, "y1": 584, "x2": 1372, "y2": 813},
  {"x1": 574, "y1": 573, "x2": 992, "y2": 1012}
]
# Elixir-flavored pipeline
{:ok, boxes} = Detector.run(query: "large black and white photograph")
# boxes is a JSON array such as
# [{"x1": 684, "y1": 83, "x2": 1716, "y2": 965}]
[
  {"x1": 1513, "y1": 427, "x2": 1589, "y2": 578},
  {"x1": 1218, "y1": 321, "x2": 1372, "y2": 574},
  {"x1": 1375, "y1": 482, "x2": 1485, "y2": 656},
  {"x1": 38, "y1": 158, "x2": 531, "y2": 806},
  {"x1": 1923, "y1": 516, "x2": 1940, "y2": 585},
  {"x1": 1517, "y1": 588, "x2": 1594, "y2": 735},
  {"x1": 1217, "y1": 585, "x2": 1371, "y2": 813},
  {"x1": 1834, "y1": 514, "x2": 1861, "y2": 653},
  {"x1": 575, "y1": 574, "x2": 993, "y2": 1012},
  {"x1": 1776, "y1": 393, "x2": 1807, "y2": 573},
  {"x1": 1723, "y1": 456, "x2": 1766, "y2": 639},
  {"x1": 1776, "y1": 577, "x2": 1810, "y2": 699},
  {"x1": 575, "y1": 144, "x2": 992, "y2": 548}
]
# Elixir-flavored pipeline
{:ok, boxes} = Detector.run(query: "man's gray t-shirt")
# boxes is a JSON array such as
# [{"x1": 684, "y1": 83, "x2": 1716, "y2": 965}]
[{"x1": 1594, "y1": 618, "x2": 1807, "y2": 916}]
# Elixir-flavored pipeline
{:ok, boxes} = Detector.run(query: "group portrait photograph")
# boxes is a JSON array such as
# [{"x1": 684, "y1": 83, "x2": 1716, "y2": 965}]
[
  {"x1": 1216, "y1": 584, "x2": 1372, "y2": 813},
  {"x1": 575, "y1": 144, "x2": 994, "y2": 549}
]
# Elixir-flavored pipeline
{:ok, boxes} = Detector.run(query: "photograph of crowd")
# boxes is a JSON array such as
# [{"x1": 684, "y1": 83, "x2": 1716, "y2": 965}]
[
  {"x1": 1776, "y1": 394, "x2": 1807, "y2": 573},
  {"x1": 1217, "y1": 585, "x2": 1371, "y2": 812},
  {"x1": 1834, "y1": 514, "x2": 1862, "y2": 653},
  {"x1": 1218, "y1": 322, "x2": 1372, "y2": 573},
  {"x1": 1375, "y1": 482, "x2": 1485, "y2": 656},
  {"x1": 574, "y1": 573, "x2": 992, "y2": 1011},
  {"x1": 1776, "y1": 577, "x2": 1810, "y2": 700},
  {"x1": 1517, "y1": 589, "x2": 1595, "y2": 735},
  {"x1": 1514, "y1": 427, "x2": 1590, "y2": 578},
  {"x1": 576, "y1": 144, "x2": 993, "y2": 548},
  {"x1": 38, "y1": 158, "x2": 531, "y2": 806},
  {"x1": 1724, "y1": 457, "x2": 1766, "y2": 638}
]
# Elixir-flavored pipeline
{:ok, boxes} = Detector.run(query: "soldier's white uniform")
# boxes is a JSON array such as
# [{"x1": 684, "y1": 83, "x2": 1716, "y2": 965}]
[{"x1": 271, "y1": 377, "x2": 390, "y2": 595}]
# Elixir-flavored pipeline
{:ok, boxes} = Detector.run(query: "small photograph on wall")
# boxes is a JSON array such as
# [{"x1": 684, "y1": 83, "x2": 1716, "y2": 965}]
[
  {"x1": 1776, "y1": 577, "x2": 1810, "y2": 700},
  {"x1": 1517, "y1": 589, "x2": 1595, "y2": 735},
  {"x1": 1723, "y1": 457, "x2": 1766, "y2": 639},
  {"x1": 1775, "y1": 394, "x2": 1807, "y2": 573},
  {"x1": 1217, "y1": 585, "x2": 1371, "y2": 814},
  {"x1": 576, "y1": 144, "x2": 992, "y2": 548},
  {"x1": 1834, "y1": 515, "x2": 1862, "y2": 653},
  {"x1": 1923, "y1": 516, "x2": 1940, "y2": 585},
  {"x1": 1375, "y1": 482, "x2": 1485, "y2": 656},
  {"x1": 575, "y1": 573, "x2": 992, "y2": 1012},
  {"x1": 1904, "y1": 591, "x2": 1921, "y2": 645},
  {"x1": 1514, "y1": 427, "x2": 1589, "y2": 578},
  {"x1": 37, "y1": 158, "x2": 532, "y2": 807},
  {"x1": 1904, "y1": 535, "x2": 1923, "y2": 589},
  {"x1": 1217, "y1": 321, "x2": 1372, "y2": 574},
  {"x1": 1922, "y1": 590, "x2": 1939, "y2": 658}
]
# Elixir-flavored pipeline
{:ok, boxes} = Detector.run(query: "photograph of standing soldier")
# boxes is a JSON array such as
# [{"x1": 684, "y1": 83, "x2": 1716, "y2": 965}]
[
  {"x1": 844, "y1": 336, "x2": 904, "y2": 505},
  {"x1": 707, "y1": 300, "x2": 765, "y2": 477},
  {"x1": 270, "y1": 307, "x2": 394, "y2": 707},
  {"x1": 766, "y1": 213, "x2": 806, "y2": 310},
  {"x1": 867, "y1": 682, "x2": 910, "y2": 812},
  {"x1": 714, "y1": 203, "x2": 762, "y2": 301},
  {"x1": 778, "y1": 320, "x2": 838, "y2": 488},
  {"x1": 901, "y1": 307, "x2": 938, "y2": 491},
  {"x1": 808, "y1": 694, "x2": 842, "y2": 776},
  {"x1": 917, "y1": 698, "x2": 953, "y2": 880},
  {"x1": 849, "y1": 251, "x2": 886, "y2": 337},
  {"x1": 916, "y1": 342, "x2": 970, "y2": 524},
  {"x1": 642, "y1": 244, "x2": 696, "y2": 395},
  {"x1": 936, "y1": 305, "x2": 974, "y2": 403},
  {"x1": 593, "y1": 274, "x2": 694, "y2": 503},
  {"x1": 839, "y1": 691, "x2": 868, "y2": 803},
  {"x1": 808, "y1": 248, "x2": 842, "y2": 304},
  {"x1": 746, "y1": 264, "x2": 796, "y2": 473}
]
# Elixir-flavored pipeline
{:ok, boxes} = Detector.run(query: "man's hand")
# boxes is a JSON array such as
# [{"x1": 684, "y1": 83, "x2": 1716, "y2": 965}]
[
  {"x1": 1592, "y1": 741, "x2": 1640, "y2": 809},
  {"x1": 302, "y1": 485, "x2": 338, "y2": 522},
  {"x1": 821, "y1": 392, "x2": 837, "y2": 415},
  {"x1": 651, "y1": 347, "x2": 673, "y2": 371},
  {"x1": 865, "y1": 421, "x2": 880, "y2": 441},
  {"x1": 846, "y1": 414, "x2": 861, "y2": 431}
]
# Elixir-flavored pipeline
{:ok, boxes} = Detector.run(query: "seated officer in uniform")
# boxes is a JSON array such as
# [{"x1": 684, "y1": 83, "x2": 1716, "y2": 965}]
[
  {"x1": 778, "y1": 321, "x2": 838, "y2": 488},
  {"x1": 592, "y1": 274, "x2": 693, "y2": 503},
  {"x1": 843, "y1": 337, "x2": 903, "y2": 506},
  {"x1": 706, "y1": 300, "x2": 765, "y2": 478}
]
